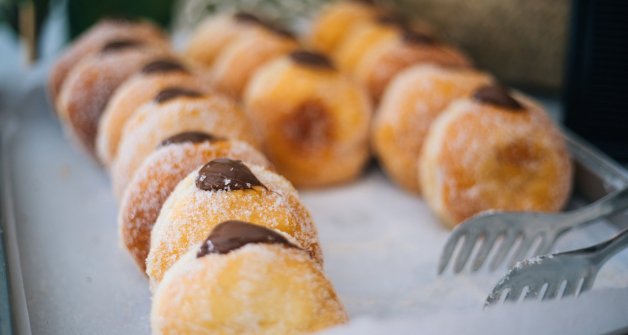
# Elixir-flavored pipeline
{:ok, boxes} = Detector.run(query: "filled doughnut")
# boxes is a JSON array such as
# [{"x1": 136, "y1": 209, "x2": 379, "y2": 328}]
[
  {"x1": 119, "y1": 133, "x2": 270, "y2": 271},
  {"x1": 151, "y1": 220, "x2": 347, "y2": 335},
  {"x1": 372, "y1": 64, "x2": 493, "y2": 193},
  {"x1": 419, "y1": 84, "x2": 573, "y2": 227},
  {"x1": 48, "y1": 18, "x2": 167, "y2": 105},
  {"x1": 96, "y1": 57, "x2": 210, "y2": 168},
  {"x1": 210, "y1": 21, "x2": 298, "y2": 99},
  {"x1": 184, "y1": 11, "x2": 273, "y2": 68},
  {"x1": 244, "y1": 50, "x2": 372, "y2": 188},
  {"x1": 111, "y1": 88, "x2": 259, "y2": 198},
  {"x1": 308, "y1": 0, "x2": 380, "y2": 54},
  {"x1": 56, "y1": 39, "x2": 171, "y2": 156},
  {"x1": 146, "y1": 158, "x2": 321, "y2": 288},
  {"x1": 335, "y1": 15, "x2": 469, "y2": 102}
]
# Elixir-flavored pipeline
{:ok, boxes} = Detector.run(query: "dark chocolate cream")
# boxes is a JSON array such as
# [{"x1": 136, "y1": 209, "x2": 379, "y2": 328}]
[
  {"x1": 233, "y1": 11, "x2": 263, "y2": 24},
  {"x1": 141, "y1": 59, "x2": 188, "y2": 75},
  {"x1": 473, "y1": 85, "x2": 524, "y2": 111},
  {"x1": 101, "y1": 39, "x2": 143, "y2": 53},
  {"x1": 197, "y1": 220, "x2": 298, "y2": 258},
  {"x1": 289, "y1": 50, "x2": 335, "y2": 70},
  {"x1": 159, "y1": 131, "x2": 222, "y2": 147},
  {"x1": 233, "y1": 12, "x2": 294, "y2": 39},
  {"x1": 154, "y1": 87, "x2": 203, "y2": 104},
  {"x1": 195, "y1": 158, "x2": 266, "y2": 192},
  {"x1": 401, "y1": 29, "x2": 436, "y2": 45}
]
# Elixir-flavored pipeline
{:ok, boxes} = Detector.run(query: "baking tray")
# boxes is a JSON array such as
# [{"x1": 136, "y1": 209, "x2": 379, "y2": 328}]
[{"x1": 1, "y1": 78, "x2": 628, "y2": 335}]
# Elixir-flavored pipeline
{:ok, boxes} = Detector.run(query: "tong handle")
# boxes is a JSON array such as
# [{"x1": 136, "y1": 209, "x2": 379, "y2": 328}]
[{"x1": 559, "y1": 187, "x2": 628, "y2": 230}]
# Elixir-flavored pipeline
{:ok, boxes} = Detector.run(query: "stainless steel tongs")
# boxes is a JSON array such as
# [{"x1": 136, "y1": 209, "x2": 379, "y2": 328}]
[
  {"x1": 438, "y1": 187, "x2": 628, "y2": 274},
  {"x1": 485, "y1": 227, "x2": 628, "y2": 306}
]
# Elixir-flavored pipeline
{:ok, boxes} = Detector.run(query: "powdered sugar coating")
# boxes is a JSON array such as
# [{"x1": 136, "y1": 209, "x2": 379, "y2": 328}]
[
  {"x1": 152, "y1": 243, "x2": 346, "y2": 335},
  {"x1": 147, "y1": 162, "x2": 320, "y2": 288},
  {"x1": 48, "y1": 19, "x2": 167, "y2": 105},
  {"x1": 372, "y1": 64, "x2": 493, "y2": 193},
  {"x1": 211, "y1": 28, "x2": 298, "y2": 99},
  {"x1": 96, "y1": 63, "x2": 211, "y2": 168},
  {"x1": 244, "y1": 56, "x2": 372, "y2": 188},
  {"x1": 119, "y1": 140, "x2": 271, "y2": 272},
  {"x1": 57, "y1": 44, "x2": 172, "y2": 156},
  {"x1": 111, "y1": 94, "x2": 260, "y2": 198},
  {"x1": 419, "y1": 94, "x2": 573, "y2": 228}
]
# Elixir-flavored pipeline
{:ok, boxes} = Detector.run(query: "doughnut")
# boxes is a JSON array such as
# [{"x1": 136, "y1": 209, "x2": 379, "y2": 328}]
[
  {"x1": 111, "y1": 89, "x2": 259, "y2": 198},
  {"x1": 334, "y1": 15, "x2": 469, "y2": 102},
  {"x1": 308, "y1": 0, "x2": 379, "y2": 54},
  {"x1": 151, "y1": 221, "x2": 347, "y2": 335},
  {"x1": 146, "y1": 158, "x2": 321, "y2": 288},
  {"x1": 96, "y1": 57, "x2": 210, "y2": 168},
  {"x1": 372, "y1": 65, "x2": 493, "y2": 193},
  {"x1": 184, "y1": 11, "x2": 271, "y2": 68},
  {"x1": 48, "y1": 18, "x2": 167, "y2": 105},
  {"x1": 56, "y1": 39, "x2": 171, "y2": 156},
  {"x1": 419, "y1": 85, "x2": 573, "y2": 228},
  {"x1": 244, "y1": 50, "x2": 372, "y2": 188},
  {"x1": 119, "y1": 133, "x2": 271, "y2": 272},
  {"x1": 210, "y1": 21, "x2": 298, "y2": 99}
]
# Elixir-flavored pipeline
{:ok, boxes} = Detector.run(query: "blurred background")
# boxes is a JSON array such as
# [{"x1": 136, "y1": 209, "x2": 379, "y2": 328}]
[{"x1": 0, "y1": 0, "x2": 626, "y2": 159}]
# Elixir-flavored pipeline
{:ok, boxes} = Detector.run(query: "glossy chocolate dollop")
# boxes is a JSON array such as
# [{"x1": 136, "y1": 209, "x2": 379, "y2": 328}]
[
  {"x1": 159, "y1": 131, "x2": 222, "y2": 147},
  {"x1": 197, "y1": 220, "x2": 298, "y2": 258},
  {"x1": 289, "y1": 50, "x2": 335, "y2": 70},
  {"x1": 154, "y1": 87, "x2": 203, "y2": 104},
  {"x1": 141, "y1": 59, "x2": 188, "y2": 75},
  {"x1": 195, "y1": 158, "x2": 266, "y2": 192},
  {"x1": 101, "y1": 39, "x2": 143, "y2": 53},
  {"x1": 473, "y1": 85, "x2": 524, "y2": 111}
]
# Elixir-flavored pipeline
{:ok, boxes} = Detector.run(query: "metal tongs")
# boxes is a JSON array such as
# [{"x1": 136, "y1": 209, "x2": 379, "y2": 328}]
[{"x1": 438, "y1": 187, "x2": 628, "y2": 274}]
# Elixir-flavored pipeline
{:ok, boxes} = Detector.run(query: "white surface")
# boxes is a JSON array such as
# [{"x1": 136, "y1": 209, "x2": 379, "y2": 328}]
[{"x1": 3, "y1": 83, "x2": 628, "y2": 335}]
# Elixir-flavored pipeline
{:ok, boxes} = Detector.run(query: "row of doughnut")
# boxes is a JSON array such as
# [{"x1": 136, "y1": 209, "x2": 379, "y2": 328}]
[{"x1": 48, "y1": 0, "x2": 574, "y2": 333}]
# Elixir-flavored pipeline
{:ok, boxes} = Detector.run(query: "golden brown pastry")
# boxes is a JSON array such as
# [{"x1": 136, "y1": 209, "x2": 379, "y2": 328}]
[
  {"x1": 151, "y1": 220, "x2": 347, "y2": 335},
  {"x1": 308, "y1": 0, "x2": 380, "y2": 54},
  {"x1": 96, "y1": 57, "x2": 210, "y2": 168},
  {"x1": 210, "y1": 22, "x2": 298, "y2": 99},
  {"x1": 111, "y1": 89, "x2": 259, "y2": 198},
  {"x1": 419, "y1": 85, "x2": 573, "y2": 228},
  {"x1": 244, "y1": 50, "x2": 372, "y2": 188},
  {"x1": 56, "y1": 39, "x2": 171, "y2": 156},
  {"x1": 335, "y1": 15, "x2": 469, "y2": 102},
  {"x1": 48, "y1": 18, "x2": 167, "y2": 105},
  {"x1": 184, "y1": 11, "x2": 271, "y2": 68},
  {"x1": 146, "y1": 159, "x2": 321, "y2": 288},
  {"x1": 119, "y1": 133, "x2": 270, "y2": 272},
  {"x1": 372, "y1": 64, "x2": 493, "y2": 193}
]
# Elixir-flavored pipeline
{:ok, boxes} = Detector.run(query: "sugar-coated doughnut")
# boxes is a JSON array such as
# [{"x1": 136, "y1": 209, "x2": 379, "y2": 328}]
[
  {"x1": 96, "y1": 57, "x2": 210, "y2": 168},
  {"x1": 419, "y1": 85, "x2": 573, "y2": 228},
  {"x1": 210, "y1": 23, "x2": 298, "y2": 99},
  {"x1": 308, "y1": 0, "x2": 379, "y2": 54},
  {"x1": 335, "y1": 16, "x2": 469, "y2": 102},
  {"x1": 151, "y1": 221, "x2": 347, "y2": 335},
  {"x1": 111, "y1": 89, "x2": 259, "y2": 198},
  {"x1": 119, "y1": 133, "x2": 270, "y2": 272},
  {"x1": 56, "y1": 40, "x2": 171, "y2": 156},
  {"x1": 373, "y1": 65, "x2": 493, "y2": 193},
  {"x1": 244, "y1": 50, "x2": 372, "y2": 188},
  {"x1": 184, "y1": 11, "x2": 271, "y2": 68},
  {"x1": 48, "y1": 18, "x2": 167, "y2": 105},
  {"x1": 146, "y1": 159, "x2": 321, "y2": 288}
]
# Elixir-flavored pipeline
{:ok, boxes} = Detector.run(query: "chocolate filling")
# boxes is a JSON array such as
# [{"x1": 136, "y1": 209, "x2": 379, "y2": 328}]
[
  {"x1": 141, "y1": 59, "x2": 188, "y2": 75},
  {"x1": 473, "y1": 85, "x2": 524, "y2": 111},
  {"x1": 195, "y1": 158, "x2": 266, "y2": 192},
  {"x1": 289, "y1": 50, "x2": 335, "y2": 70},
  {"x1": 401, "y1": 29, "x2": 436, "y2": 45},
  {"x1": 233, "y1": 11, "x2": 294, "y2": 39},
  {"x1": 159, "y1": 131, "x2": 222, "y2": 147},
  {"x1": 101, "y1": 39, "x2": 143, "y2": 53},
  {"x1": 154, "y1": 87, "x2": 203, "y2": 104},
  {"x1": 197, "y1": 220, "x2": 298, "y2": 258}
]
